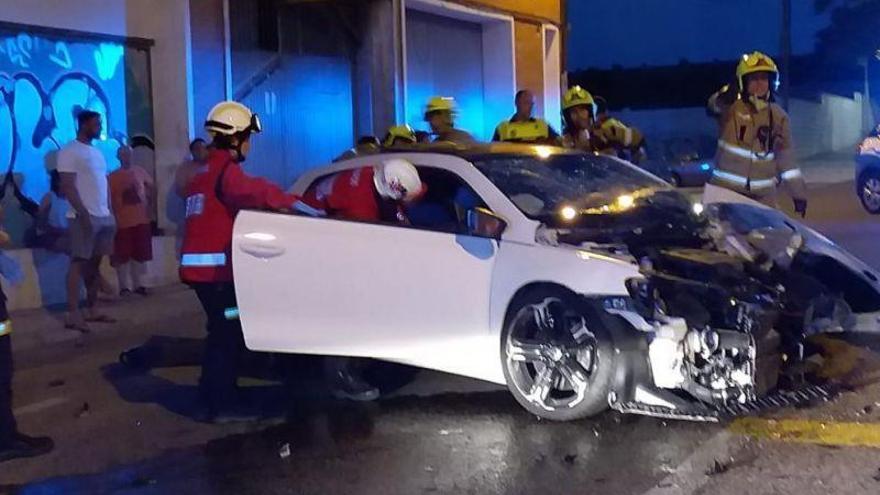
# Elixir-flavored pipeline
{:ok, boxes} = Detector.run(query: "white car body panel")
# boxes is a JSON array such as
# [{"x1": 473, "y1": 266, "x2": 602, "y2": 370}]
[
  {"x1": 233, "y1": 210, "x2": 502, "y2": 382},
  {"x1": 235, "y1": 151, "x2": 644, "y2": 384}
]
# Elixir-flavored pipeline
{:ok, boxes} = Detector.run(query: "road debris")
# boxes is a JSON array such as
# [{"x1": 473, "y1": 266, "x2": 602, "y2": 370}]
[
  {"x1": 705, "y1": 459, "x2": 730, "y2": 476},
  {"x1": 48, "y1": 379, "x2": 65, "y2": 388},
  {"x1": 75, "y1": 402, "x2": 90, "y2": 419},
  {"x1": 278, "y1": 443, "x2": 291, "y2": 459},
  {"x1": 563, "y1": 454, "x2": 578, "y2": 464}
]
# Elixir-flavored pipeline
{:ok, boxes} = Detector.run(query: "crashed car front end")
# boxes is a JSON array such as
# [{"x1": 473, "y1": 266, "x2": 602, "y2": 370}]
[{"x1": 551, "y1": 193, "x2": 880, "y2": 421}]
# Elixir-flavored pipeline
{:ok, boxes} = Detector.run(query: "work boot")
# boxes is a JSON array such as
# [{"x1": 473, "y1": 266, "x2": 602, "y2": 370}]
[
  {"x1": 331, "y1": 370, "x2": 380, "y2": 402},
  {"x1": 0, "y1": 433, "x2": 54, "y2": 463}
]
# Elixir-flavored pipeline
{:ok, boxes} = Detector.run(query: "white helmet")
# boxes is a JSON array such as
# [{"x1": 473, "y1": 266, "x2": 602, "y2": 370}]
[
  {"x1": 204, "y1": 101, "x2": 262, "y2": 136},
  {"x1": 373, "y1": 158, "x2": 423, "y2": 202}
]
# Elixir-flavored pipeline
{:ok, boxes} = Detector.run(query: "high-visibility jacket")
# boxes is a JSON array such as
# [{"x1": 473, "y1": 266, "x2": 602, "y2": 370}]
[
  {"x1": 707, "y1": 89, "x2": 806, "y2": 203},
  {"x1": 179, "y1": 149, "x2": 300, "y2": 283},
  {"x1": 492, "y1": 117, "x2": 559, "y2": 143},
  {"x1": 592, "y1": 117, "x2": 645, "y2": 156}
]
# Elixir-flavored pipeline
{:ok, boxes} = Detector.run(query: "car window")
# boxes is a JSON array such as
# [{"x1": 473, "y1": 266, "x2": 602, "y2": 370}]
[
  {"x1": 473, "y1": 153, "x2": 668, "y2": 222},
  {"x1": 299, "y1": 165, "x2": 488, "y2": 234},
  {"x1": 407, "y1": 166, "x2": 487, "y2": 234}
]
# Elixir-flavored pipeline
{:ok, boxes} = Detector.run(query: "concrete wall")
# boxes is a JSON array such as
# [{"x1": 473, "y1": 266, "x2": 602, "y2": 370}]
[
  {"x1": 0, "y1": 0, "x2": 194, "y2": 233},
  {"x1": 189, "y1": 0, "x2": 228, "y2": 136},
  {"x1": 2, "y1": 237, "x2": 180, "y2": 312},
  {"x1": 789, "y1": 93, "x2": 865, "y2": 157},
  {"x1": 514, "y1": 20, "x2": 545, "y2": 115}
]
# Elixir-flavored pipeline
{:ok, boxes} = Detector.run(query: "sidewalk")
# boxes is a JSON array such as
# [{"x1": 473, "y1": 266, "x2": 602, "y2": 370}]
[
  {"x1": 9, "y1": 283, "x2": 202, "y2": 356},
  {"x1": 0, "y1": 283, "x2": 270, "y2": 486},
  {"x1": 800, "y1": 151, "x2": 855, "y2": 185}
]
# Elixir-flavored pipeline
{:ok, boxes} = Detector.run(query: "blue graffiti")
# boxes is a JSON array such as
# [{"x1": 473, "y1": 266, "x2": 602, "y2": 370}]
[
  {"x1": 0, "y1": 71, "x2": 122, "y2": 201},
  {"x1": 94, "y1": 43, "x2": 123, "y2": 81},
  {"x1": 0, "y1": 29, "x2": 131, "y2": 202}
]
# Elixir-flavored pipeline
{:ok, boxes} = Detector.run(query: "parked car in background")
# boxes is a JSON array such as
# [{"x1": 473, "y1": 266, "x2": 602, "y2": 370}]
[
  {"x1": 856, "y1": 129, "x2": 880, "y2": 214},
  {"x1": 640, "y1": 136, "x2": 715, "y2": 188}
]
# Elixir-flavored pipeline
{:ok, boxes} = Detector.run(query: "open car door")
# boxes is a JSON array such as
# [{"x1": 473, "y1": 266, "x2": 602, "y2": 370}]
[{"x1": 232, "y1": 210, "x2": 503, "y2": 382}]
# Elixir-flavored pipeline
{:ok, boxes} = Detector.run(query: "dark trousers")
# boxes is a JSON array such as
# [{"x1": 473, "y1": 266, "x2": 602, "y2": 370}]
[
  {"x1": 1, "y1": 309, "x2": 17, "y2": 446},
  {"x1": 193, "y1": 283, "x2": 245, "y2": 413}
]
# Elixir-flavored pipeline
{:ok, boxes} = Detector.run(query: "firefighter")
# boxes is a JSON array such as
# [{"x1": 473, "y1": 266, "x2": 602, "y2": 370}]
[
  {"x1": 706, "y1": 51, "x2": 807, "y2": 215},
  {"x1": 492, "y1": 90, "x2": 559, "y2": 144},
  {"x1": 334, "y1": 136, "x2": 381, "y2": 162},
  {"x1": 382, "y1": 124, "x2": 417, "y2": 148},
  {"x1": 592, "y1": 96, "x2": 647, "y2": 164},
  {"x1": 180, "y1": 101, "x2": 304, "y2": 422},
  {"x1": 301, "y1": 159, "x2": 425, "y2": 400},
  {"x1": 424, "y1": 96, "x2": 476, "y2": 144},
  {"x1": 560, "y1": 86, "x2": 597, "y2": 152}
]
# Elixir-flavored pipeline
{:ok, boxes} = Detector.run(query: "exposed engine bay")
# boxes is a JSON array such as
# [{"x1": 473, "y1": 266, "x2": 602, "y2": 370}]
[{"x1": 543, "y1": 189, "x2": 880, "y2": 420}]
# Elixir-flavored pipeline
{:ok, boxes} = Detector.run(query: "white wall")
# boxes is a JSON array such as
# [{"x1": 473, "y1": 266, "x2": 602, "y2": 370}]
[
  {"x1": 0, "y1": 0, "x2": 194, "y2": 231},
  {"x1": 789, "y1": 93, "x2": 864, "y2": 157},
  {"x1": 542, "y1": 24, "x2": 562, "y2": 132}
]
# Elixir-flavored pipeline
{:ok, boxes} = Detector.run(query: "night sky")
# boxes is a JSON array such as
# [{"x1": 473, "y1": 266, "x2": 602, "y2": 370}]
[{"x1": 567, "y1": 0, "x2": 832, "y2": 70}]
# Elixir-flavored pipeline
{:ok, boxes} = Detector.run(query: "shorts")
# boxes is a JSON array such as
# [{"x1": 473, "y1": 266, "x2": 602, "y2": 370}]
[
  {"x1": 70, "y1": 215, "x2": 116, "y2": 260},
  {"x1": 112, "y1": 223, "x2": 153, "y2": 264}
]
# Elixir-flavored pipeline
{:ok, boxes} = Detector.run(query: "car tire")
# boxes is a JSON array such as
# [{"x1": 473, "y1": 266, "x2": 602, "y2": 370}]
[
  {"x1": 500, "y1": 288, "x2": 616, "y2": 421},
  {"x1": 858, "y1": 169, "x2": 880, "y2": 214}
]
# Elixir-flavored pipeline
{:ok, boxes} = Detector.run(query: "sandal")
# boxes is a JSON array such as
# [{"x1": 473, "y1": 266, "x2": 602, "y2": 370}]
[{"x1": 64, "y1": 316, "x2": 92, "y2": 334}]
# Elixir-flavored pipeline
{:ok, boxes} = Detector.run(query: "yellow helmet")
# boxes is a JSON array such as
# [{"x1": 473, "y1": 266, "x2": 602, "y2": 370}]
[
  {"x1": 425, "y1": 96, "x2": 456, "y2": 118},
  {"x1": 383, "y1": 124, "x2": 417, "y2": 147},
  {"x1": 736, "y1": 51, "x2": 779, "y2": 93},
  {"x1": 562, "y1": 86, "x2": 595, "y2": 113}
]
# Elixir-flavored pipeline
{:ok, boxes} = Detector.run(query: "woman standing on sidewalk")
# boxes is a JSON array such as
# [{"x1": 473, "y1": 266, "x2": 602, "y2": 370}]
[{"x1": 0, "y1": 206, "x2": 54, "y2": 463}]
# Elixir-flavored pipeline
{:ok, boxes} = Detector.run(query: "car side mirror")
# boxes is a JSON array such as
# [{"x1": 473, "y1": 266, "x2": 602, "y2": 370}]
[{"x1": 467, "y1": 207, "x2": 506, "y2": 239}]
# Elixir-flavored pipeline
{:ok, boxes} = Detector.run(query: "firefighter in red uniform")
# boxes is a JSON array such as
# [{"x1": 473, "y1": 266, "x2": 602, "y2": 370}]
[
  {"x1": 180, "y1": 101, "x2": 302, "y2": 422},
  {"x1": 301, "y1": 158, "x2": 425, "y2": 400}
]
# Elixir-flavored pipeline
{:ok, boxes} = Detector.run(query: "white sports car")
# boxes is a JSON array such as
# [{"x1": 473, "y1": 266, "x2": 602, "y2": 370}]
[{"x1": 232, "y1": 144, "x2": 880, "y2": 421}]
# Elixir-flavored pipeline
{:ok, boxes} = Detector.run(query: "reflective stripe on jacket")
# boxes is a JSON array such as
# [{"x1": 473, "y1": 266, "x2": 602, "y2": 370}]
[
  {"x1": 179, "y1": 149, "x2": 299, "y2": 283},
  {"x1": 709, "y1": 93, "x2": 806, "y2": 201}
]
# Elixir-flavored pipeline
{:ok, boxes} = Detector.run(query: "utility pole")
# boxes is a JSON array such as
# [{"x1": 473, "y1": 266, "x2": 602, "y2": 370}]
[{"x1": 780, "y1": 0, "x2": 792, "y2": 110}]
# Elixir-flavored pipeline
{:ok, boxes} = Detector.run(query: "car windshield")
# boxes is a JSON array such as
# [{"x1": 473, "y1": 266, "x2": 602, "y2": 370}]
[{"x1": 472, "y1": 153, "x2": 670, "y2": 220}]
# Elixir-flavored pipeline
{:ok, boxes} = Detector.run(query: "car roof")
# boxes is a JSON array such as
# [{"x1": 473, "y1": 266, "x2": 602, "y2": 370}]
[{"x1": 375, "y1": 142, "x2": 582, "y2": 161}]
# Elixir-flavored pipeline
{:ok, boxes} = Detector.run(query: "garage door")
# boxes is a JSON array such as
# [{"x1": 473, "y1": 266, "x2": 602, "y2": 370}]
[
  {"x1": 241, "y1": 55, "x2": 353, "y2": 188},
  {"x1": 405, "y1": 9, "x2": 486, "y2": 140}
]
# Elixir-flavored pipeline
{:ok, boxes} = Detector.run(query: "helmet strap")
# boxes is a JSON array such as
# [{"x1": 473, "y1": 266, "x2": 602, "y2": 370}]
[{"x1": 748, "y1": 94, "x2": 769, "y2": 111}]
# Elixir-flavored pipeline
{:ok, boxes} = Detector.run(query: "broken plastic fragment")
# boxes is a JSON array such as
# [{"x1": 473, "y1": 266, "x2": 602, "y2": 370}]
[
  {"x1": 706, "y1": 459, "x2": 729, "y2": 476},
  {"x1": 279, "y1": 443, "x2": 291, "y2": 459}
]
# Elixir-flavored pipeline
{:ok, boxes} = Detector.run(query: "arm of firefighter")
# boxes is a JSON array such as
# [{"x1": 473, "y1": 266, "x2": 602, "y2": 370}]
[
  {"x1": 774, "y1": 112, "x2": 807, "y2": 201},
  {"x1": 707, "y1": 84, "x2": 737, "y2": 118},
  {"x1": 219, "y1": 162, "x2": 300, "y2": 211},
  {"x1": 603, "y1": 119, "x2": 643, "y2": 150}
]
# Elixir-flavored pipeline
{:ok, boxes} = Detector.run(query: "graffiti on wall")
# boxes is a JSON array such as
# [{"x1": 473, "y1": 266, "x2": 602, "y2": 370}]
[{"x1": 0, "y1": 29, "x2": 129, "y2": 202}]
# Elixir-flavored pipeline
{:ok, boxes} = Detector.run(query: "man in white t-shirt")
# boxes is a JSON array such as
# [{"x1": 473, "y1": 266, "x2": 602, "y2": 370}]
[{"x1": 57, "y1": 110, "x2": 117, "y2": 331}]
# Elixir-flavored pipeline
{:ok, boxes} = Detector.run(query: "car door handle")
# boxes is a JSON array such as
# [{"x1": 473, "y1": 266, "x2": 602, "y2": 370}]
[{"x1": 239, "y1": 243, "x2": 285, "y2": 259}]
